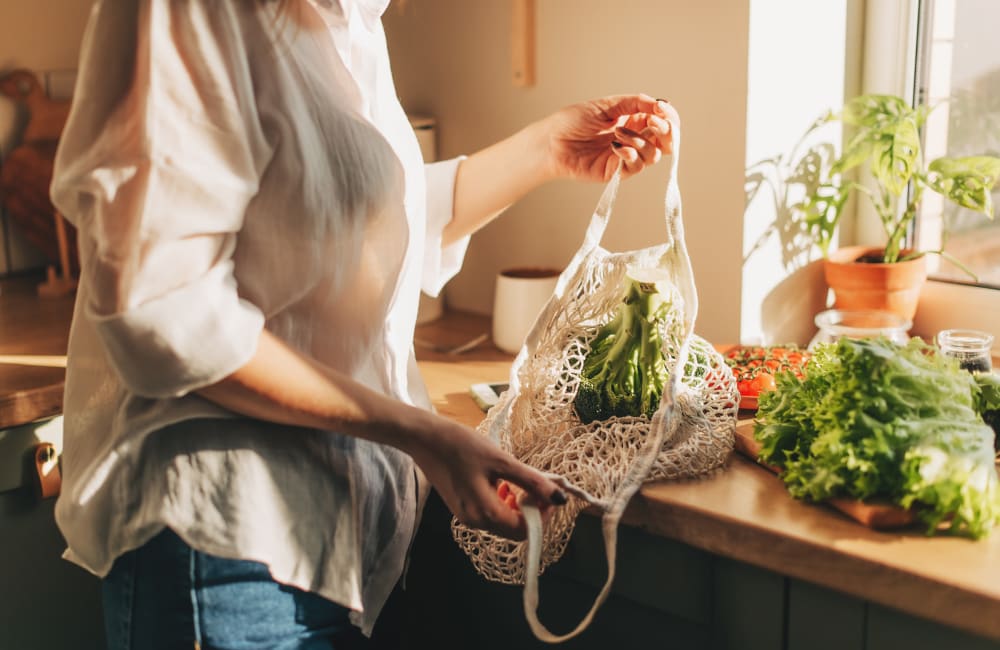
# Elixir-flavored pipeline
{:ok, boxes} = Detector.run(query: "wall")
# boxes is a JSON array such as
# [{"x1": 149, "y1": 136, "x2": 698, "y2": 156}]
[
  {"x1": 384, "y1": 0, "x2": 750, "y2": 345},
  {"x1": 0, "y1": 3, "x2": 92, "y2": 73},
  {"x1": 739, "y1": 0, "x2": 859, "y2": 345}
]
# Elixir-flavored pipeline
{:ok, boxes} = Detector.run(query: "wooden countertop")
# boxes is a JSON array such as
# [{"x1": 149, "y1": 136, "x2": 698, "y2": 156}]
[
  {"x1": 4, "y1": 281, "x2": 999, "y2": 640},
  {"x1": 0, "y1": 275, "x2": 72, "y2": 429},
  {"x1": 415, "y1": 311, "x2": 1000, "y2": 642}
]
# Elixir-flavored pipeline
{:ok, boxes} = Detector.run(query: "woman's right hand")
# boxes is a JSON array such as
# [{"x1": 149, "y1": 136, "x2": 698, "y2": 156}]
[{"x1": 406, "y1": 416, "x2": 567, "y2": 541}]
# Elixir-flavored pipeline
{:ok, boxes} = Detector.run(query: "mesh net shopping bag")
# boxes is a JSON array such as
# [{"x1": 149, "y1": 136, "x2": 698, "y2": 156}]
[{"x1": 450, "y1": 128, "x2": 739, "y2": 643}]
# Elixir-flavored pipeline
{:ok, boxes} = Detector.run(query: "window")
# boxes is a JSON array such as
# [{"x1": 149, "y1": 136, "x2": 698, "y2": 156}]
[
  {"x1": 913, "y1": 0, "x2": 1000, "y2": 289},
  {"x1": 858, "y1": 0, "x2": 999, "y2": 343}
]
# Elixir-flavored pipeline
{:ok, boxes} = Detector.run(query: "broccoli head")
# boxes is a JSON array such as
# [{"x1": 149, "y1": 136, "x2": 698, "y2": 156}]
[{"x1": 573, "y1": 272, "x2": 672, "y2": 424}]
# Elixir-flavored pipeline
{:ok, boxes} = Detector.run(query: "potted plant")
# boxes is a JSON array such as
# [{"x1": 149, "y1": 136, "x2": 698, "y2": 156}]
[{"x1": 794, "y1": 93, "x2": 1000, "y2": 320}]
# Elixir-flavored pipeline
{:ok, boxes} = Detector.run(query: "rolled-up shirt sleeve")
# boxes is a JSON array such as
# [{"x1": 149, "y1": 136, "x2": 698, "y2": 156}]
[
  {"x1": 51, "y1": 0, "x2": 270, "y2": 398},
  {"x1": 420, "y1": 157, "x2": 470, "y2": 298}
]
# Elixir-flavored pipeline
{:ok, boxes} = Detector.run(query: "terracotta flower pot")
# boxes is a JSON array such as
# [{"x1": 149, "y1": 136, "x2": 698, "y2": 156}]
[{"x1": 823, "y1": 245, "x2": 927, "y2": 321}]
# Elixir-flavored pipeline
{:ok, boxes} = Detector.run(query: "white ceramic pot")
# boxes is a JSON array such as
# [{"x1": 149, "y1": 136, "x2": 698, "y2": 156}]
[{"x1": 491, "y1": 267, "x2": 560, "y2": 354}]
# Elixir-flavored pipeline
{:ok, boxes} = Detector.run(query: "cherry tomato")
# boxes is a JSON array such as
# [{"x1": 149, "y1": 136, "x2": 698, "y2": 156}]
[
  {"x1": 725, "y1": 345, "x2": 810, "y2": 408},
  {"x1": 750, "y1": 372, "x2": 776, "y2": 394}
]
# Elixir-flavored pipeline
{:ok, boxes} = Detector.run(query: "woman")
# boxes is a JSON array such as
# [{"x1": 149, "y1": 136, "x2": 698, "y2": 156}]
[{"x1": 51, "y1": 0, "x2": 676, "y2": 647}]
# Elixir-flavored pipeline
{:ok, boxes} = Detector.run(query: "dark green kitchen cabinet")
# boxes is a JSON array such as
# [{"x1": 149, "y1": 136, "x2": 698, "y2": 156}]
[{"x1": 402, "y1": 493, "x2": 1000, "y2": 650}]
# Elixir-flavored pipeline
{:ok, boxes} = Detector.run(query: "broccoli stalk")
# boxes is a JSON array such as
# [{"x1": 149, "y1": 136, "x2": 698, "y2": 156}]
[{"x1": 573, "y1": 275, "x2": 671, "y2": 423}]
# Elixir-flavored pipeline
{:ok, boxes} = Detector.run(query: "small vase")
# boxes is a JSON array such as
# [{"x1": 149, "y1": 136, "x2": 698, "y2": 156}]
[{"x1": 823, "y1": 245, "x2": 927, "y2": 321}]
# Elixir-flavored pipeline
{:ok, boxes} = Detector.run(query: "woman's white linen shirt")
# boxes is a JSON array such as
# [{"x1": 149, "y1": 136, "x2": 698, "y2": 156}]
[{"x1": 50, "y1": 0, "x2": 469, "y2": 635}]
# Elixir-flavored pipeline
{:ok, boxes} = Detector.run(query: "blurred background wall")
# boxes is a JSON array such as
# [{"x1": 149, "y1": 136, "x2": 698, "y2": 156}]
[{"x1": 384, "y1": 0, "x2": 750, "y2": 344}]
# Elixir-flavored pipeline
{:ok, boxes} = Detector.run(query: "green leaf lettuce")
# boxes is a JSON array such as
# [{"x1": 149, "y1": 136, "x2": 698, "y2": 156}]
[{"x1": 754, "y1": 337, "x2": 1000, "y2": 539}]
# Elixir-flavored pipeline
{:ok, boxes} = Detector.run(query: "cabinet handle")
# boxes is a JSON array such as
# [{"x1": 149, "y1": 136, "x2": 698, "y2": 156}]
[{"x1": 34, "y1": 442, "x2": 61, "y2": 499}]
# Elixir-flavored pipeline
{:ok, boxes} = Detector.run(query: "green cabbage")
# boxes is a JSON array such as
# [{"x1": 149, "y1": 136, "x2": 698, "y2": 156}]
[{"x1": 754, "y1": 336, "x2": 1000, "y2": 539}]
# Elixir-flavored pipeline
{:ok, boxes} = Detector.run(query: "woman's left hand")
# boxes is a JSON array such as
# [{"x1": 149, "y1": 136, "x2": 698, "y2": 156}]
[
  {"x1": 445, "y1": 93, "x2": 679, "y2": 245},
  {"x1": 540, "y1": 94, "x2": 678, "y2": 182}
]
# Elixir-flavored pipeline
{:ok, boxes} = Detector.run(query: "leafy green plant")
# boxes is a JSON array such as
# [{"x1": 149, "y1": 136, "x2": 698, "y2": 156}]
[{"x1": 798, "y1": 94, "x2": 1000, "y2": 270}]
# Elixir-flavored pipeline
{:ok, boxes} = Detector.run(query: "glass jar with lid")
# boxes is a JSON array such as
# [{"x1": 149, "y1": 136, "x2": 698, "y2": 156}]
[
  {"x1": 936, "y1": 329, "x2": 994, "y2": 374},
  {"x1": 807, "y1": 309, "x2": 912, "y2": 350}
]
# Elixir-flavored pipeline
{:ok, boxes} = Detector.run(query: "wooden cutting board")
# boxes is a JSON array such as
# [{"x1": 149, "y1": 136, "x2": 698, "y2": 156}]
[{"x1": 734, "y1": 419, "x2": 917, "y2": 529}]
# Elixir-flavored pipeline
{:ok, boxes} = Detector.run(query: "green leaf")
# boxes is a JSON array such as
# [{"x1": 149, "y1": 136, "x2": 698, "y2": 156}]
[
  {"x1": 833, "y1": 95, "x2": 920, "y2": 196},
  {"x1": 871, "y1": 117, "x2": 920, "y2": 196},
  {"x1": 926, "y1": 156, "x2": 1000, "y2": 217},
  {"x1": 832, "y1": 132, "x2": 874, "y2": 174},
  {"x1": 976, "y1": 373, "x2": 1000, "y2": 412},
  {"x1": 753, "y1": 337, "x2": 1000, "y2": 538},
  {"x1": 841, "y1": 94, "x2": 911, "y2": 127}
]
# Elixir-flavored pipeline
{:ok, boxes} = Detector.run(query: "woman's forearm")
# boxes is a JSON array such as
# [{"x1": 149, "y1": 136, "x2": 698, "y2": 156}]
[
  {"x1": 442, "y1": 120, "x2": 554, "y2": 247},
  {"x1": 196, "y1": 329, "x2": 443, "y2": 456},
  {"x1": 196, "y1": 328, "x2": 566, "y2": 538}
]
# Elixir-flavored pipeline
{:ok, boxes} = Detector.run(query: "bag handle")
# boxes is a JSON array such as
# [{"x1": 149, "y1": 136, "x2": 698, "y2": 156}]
[
  {"x1": 518, "y1": 337, "x2": 691, "y2": 643},
  {"x1": 491, "y1": 121, "x2": 686, "y2": 446},
  {"x1": 513, "y1": 123, "x2": 699, "y2": 643},
  {"x1": 576, "y1": 120, "x2": 683, "y2": 265}
]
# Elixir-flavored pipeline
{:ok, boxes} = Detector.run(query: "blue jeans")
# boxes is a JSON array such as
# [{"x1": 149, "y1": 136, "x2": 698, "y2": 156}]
[{"x1": 101, "y1": 528, "x2": 370, "y2": 650}]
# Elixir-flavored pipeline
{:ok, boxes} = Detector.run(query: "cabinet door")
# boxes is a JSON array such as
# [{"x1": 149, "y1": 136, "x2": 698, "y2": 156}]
[
  {"x1": 0, "y1": 418, "x2": 105, "y2": 650},
  {"x1": 711, "y1": 557, "x2": 785, "y2": 650},
  {"x1": 402, "y1": 494, "x2": 713, "y2": 649},
  {"x1": 787, "y1": 579, "x2": 865, "y2": 650},
  {"x1": 0, "y1": 491, "x2": 105, "y2": 650},
  {"x1": 866, "y1": 604, "x2": 1000, "y2": 650}
]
